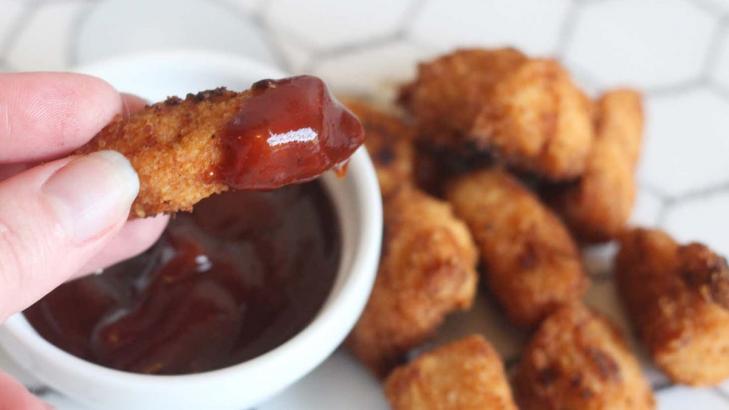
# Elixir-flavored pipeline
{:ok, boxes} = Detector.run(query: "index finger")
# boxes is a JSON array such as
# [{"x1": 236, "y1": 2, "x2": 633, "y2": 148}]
[{"x1": 0, "y1": 72, "x2": 123, "y2": 162}]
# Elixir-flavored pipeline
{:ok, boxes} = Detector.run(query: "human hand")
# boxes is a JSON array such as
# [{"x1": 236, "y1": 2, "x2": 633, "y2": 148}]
[{"x1": 0, "y1": 72, "x2": 169, "y2": 408}]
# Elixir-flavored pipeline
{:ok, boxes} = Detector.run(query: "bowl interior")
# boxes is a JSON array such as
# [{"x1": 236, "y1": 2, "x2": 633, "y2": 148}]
[{"x1": 0, "y1": 50, "x2": 382, "y2": 408}]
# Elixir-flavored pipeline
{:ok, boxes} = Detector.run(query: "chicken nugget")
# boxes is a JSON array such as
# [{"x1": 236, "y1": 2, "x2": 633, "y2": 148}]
[
  {"x1": 550, "y1": 89, "x2": 644, "y2": 242},
  {"x1": 514, "y1": 303, "x2": 655, "y2": 410},
  {"x1": 400, "y1": 48, "x2": 593, "y2": 180},
  {"x1": 77, "y1": 76, "x2": 364, "y2": 217},
  {"x1": 616, "y1": 228, "x2": 729, "y2": 385},
  {"x1": 385, "y1": 335, "x2": 517, "y2": 410},
  {"x1": 345, "y1": 100, "x2": 415, "y2": 197},
  {"x1": 347, "y1": 187, "x2": 478, "y2": 377},
  {"x1": 446, "y1": 168, "x2": 587, "y2": 327}
]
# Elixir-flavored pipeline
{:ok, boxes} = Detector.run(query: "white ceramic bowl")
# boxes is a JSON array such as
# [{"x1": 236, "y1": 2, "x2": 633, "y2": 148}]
[{"x1": 0, "y1": 51, "x2": 382, "y2": 410}]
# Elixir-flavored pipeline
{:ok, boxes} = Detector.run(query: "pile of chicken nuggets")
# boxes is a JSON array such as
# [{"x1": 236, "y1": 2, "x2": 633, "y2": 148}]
[{"x1": 346, "y1": 48, "x2": 729, "y2": 409}]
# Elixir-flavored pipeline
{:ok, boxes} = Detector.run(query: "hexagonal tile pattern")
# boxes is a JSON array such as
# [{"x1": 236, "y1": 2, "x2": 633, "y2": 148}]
[
  {"x1": 265, "y1": 0, "x2": 415, "y2": 51},
  {"x1": 409, "y1": 0, "x2": 570, "y2": 55},
  {"x1": 712, "y1": 25, "x2": 729, "y2": 91},
  {"x1": 312, "y1": 41, "x2": 436, "y2": 98},
  {"x1": 2, "y1": 1, "x2": 729, "y2": 408},
  {"x1": 566, "y1": 0, "x2": 716, "y2": 88},
  {"x1": 270, "y1": 31, "x2": 312, "y2": 73},
  {"x1": 663, "y1": 190, "x2": 729, "y2": 256},
  {"x1": 76, "y1": 0, "x2": 275, "y2": 66},
  {"x1": 6, "y1": 1, "x2": 87, "y2": 70},
  {"x1": 630, "y1": 189, "x2": 665, "y2": 226},
  {"x1": 639, "y1": 89, "x2": 729, "y2": 197}
]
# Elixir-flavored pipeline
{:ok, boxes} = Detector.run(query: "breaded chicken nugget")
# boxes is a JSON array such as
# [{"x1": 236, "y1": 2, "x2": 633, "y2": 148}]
[
  {"x1": 345, "y1": 100, "x2": 415, "y2": 197},
  {"x1": 446, "y1": 168, "x2": 587, "y2": 327},
  {"x1": 78, "y1": 76, "x2": 364, "y2": 217},
  {"x1": 616, "y1": 228, "x2": 729, "y2": 385},
  {"x1": 514, "y1": 303, "x2": 655, "y2": 410},
  {"x1": 347, "y1": 187, "x2": 478, "y2": 377},
  {"x1": 400, "y1": 48, "x2": 593, "y2": 180},
  {"x1": 551, "y1": 89, "x2": 644, "y2": 242},
  {"x1": 385, "y1": 335, "x2": 517, "y2": 410}
]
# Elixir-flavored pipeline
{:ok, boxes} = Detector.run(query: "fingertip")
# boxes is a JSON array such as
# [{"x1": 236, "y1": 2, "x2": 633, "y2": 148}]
[{"x1": 0, "y1": 72, "x2": 123, "y2": 162}]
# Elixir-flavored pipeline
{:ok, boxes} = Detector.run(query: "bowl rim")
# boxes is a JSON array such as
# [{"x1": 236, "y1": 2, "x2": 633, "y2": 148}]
[{"x1": 0, "y1": 50, "x2": 383, "y2": 389}]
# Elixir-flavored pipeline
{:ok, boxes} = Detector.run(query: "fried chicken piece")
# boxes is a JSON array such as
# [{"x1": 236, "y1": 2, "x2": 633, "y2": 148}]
[
  {"x1": 385, "y1": 335, "x2": 517, "y2": 410},
  {"x1": 514, "y1": 303, "x2": 655, "y2": 410},
  {"x1": 446, "y1": 168, "x2": 587, "y2": 327},
  {"x1": 345, "y1": 101, "x2": 415, "y2": 197},
  {"x1": 78, "y1": 76, "x2": 364, "y2": 217},
  {"x1": 347, "y1": 187, "x2": 478, "y2": 377},
  {"x1": 550, "y1": 89, "x2": 644, "y2": 242},
  {"x1": 616, "y1": 228, "x2": 729, "y2": 385},
  {"x1": 400, "y1": 48, "x2": 593, "y2": 180}
]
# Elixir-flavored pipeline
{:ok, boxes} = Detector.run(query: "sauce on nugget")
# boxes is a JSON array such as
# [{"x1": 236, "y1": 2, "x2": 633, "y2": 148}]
[
  {"x1": 219, "y1": 75, "x2": 364, "y2": 189},
  {"x1": 25, "y1": 182, "x2": 339, "y2": 374}
]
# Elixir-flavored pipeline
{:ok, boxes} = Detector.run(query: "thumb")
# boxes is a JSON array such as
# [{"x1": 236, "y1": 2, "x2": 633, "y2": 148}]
[{"x1": 0, "y1": 151, "x2": 138, "y2": 321}]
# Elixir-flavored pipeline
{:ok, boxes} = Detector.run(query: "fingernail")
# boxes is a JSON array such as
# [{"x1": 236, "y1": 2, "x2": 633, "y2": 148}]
[{"x1": 42, "y1": 150, "x2": 139, "y2": 243}]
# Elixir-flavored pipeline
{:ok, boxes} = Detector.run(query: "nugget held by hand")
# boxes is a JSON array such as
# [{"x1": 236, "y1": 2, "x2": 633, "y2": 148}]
[
  {"x1": 400, "y1": 48, "x2": 593, "y2": 180},
  {"x1": 514, "y1": 303, "x2": 655, "y2": 410},
  {"x1": 347, "y1": 187, "x2": 478, "y2": 377},
  {"x1": 78, "y1": 76, "x2": 364, "y2": 217},
  {"x1": 446, "y1": 169, "x2": 587, "y2": 327},
  {"x1": 551, "y1": 89, "x2": 644, "y2": 242},
  {"x1": 385, "y1": 335, "x2": 517, "y2": 410},
  {"x1": 616, "y1": 228, "x2": 729, "y2": 385},
  {"x1": 345, "y1": 100, "x2": 415, "y2": 197}
]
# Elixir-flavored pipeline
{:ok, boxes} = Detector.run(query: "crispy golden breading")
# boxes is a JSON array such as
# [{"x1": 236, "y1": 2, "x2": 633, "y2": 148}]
[
  {"x1": 551, "y1": 89, "x2": 644, "y2": 242},
  {"x1": 446, "y1": 168, "x2": 587, "y2": 327},
  {"x1": 385, "y1": 335, "x2": 517, "y2": 410},
  {"x1": 347, "y1": 187, "x2": 478, "y2": 377},
  {"x1": 77, "y1": 89, "x2": 244, "y2": 217},
  {"x1": 514, "y1": 304, "x2": 655, "y2": 410},
  {"x1": 345, "y1": 101, "x2": 415, "y2": 197},
  {"x1": 616, "y1": 228, "x2": 729, "y2": 385},
  {"x1": 679, "y1": 242, "x2": 729, "y2": 309},
  {"x1": 400, "y1": 48, "x2": 593, "y2": 180}
]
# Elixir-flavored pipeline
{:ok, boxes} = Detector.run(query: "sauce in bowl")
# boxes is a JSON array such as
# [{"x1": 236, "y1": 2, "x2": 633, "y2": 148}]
[{"x1": 25, "y1": 182, "x2": 340, "y2": 374}]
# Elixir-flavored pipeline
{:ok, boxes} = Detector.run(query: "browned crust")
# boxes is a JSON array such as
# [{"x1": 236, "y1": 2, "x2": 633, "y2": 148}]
[
  {"x1": 551, "y1": 89, "x2": 644, "y2": 242},
  {"x1": 400, "y1": 48, "x2": 593, "y2": 180},
  {"x1": 616, "y1": 228, "x2": 729, "y2": 385},
  {"x1": 445, "y1": 168, "x2": 587, "y2": 327},
  {"x1": 345, "y1": 100, "x2": 416, "y2": 198},
  {"x1": 76, "y1": 88, "x2": 251, "y2": 217},
  {"x1": 385, "y1": 335, "x2": 517, "y2": 410},
  {"x1": 514, "y1": 303, "x2": 655, "y2": 410},
  {"x1": 347, "y1": 186, "x2": 478, "y2": 377}
]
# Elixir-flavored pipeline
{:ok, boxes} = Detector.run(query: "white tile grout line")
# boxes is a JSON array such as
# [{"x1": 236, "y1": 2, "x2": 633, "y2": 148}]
[
  {"x1": 553, "y1": 0, "x2": 581, "y2": 59},
  {"x1": 3, "y1": 0, "x2": 729, "y2": 406},
  {"x1": 66, "y1": 0, "x2": 98, "y2": 68}
]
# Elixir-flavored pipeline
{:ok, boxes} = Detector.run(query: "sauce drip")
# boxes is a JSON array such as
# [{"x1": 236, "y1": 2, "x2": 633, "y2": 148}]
[
  {"x1": 25, "y1": 182, "x2": 340, "y2": 374},
  {"x1": 219, "y1": 75, "x2": 364, "y2": 189}
]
